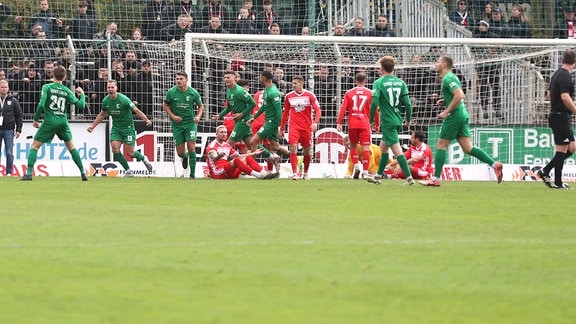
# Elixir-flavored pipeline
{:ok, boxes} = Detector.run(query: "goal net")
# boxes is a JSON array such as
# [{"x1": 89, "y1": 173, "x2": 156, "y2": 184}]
[{"x1": 157, "y1": 33, "x2": 568, "y2": 170}]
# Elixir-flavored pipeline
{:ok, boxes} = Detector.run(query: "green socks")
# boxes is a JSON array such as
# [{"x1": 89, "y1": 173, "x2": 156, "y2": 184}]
[
  {"x1": 434, "y1": 149, "x2": 446, "y2": 179},
  {"x1": 113, "y1": 152, "x2": 130, "y2": 170},
  {"x1": 26, "y1": 148, "x2": 38, "y2": 176},
  {"x1": 378, "y1": 153, "x2": 389, "y2": 175},
  {"x1": 70, "y1": 148, "x2": 85, "y2": 175},
  {"x1": 470, "y1": 147, "x2": 495, "y2": 166}
]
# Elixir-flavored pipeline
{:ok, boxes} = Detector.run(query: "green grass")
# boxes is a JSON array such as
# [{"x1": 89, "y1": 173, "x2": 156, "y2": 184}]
[{"x1": 1, "y1": 178, "x2": 575, "y2": 323}]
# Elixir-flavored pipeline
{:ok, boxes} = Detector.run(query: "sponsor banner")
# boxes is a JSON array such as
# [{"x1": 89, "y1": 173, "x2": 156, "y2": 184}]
[
  {"x1": 427, "y1": 126, "x2": 573, "y2": 165},
  {"x1": 11, "y1": 122, "x2": 108, "y2": 162},
  {"x1": 3, "y1": 162, "x2": 575, "y2": 182}
]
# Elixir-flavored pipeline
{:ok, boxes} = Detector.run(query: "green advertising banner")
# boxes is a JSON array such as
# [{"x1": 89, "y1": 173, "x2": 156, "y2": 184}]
[{"x1": 427, "y1": 126, "x2": 557, "y2": 165}]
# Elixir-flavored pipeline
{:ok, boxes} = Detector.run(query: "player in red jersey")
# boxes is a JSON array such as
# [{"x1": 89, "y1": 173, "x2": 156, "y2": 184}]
[
  {"x1": 279, "y1": 75, "x2": 321, "y2": 180},
  {"x1": 385, "y1": 130, "x2": 433, "y2": 180},
  {"x1": 205, "y1": 125, "x2": 271, "y2": 179},
  {"x1": 336, "y1": 73, "x2": 378, "y2": 179}
]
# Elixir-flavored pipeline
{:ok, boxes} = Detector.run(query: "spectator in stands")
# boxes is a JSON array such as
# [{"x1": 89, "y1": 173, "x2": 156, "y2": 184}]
[
  {"x1": 256, "y1": 0, "x2": 278, "y2": 34},
  {"x1": 234, "y1": 6, "x2": 257, "y2": 34},
  {"x1": 333, "y1": 23, "x2": 346, "y2": 36},
  {"x1": 161, "y1": 13, "x2": 195, "y2": 41},
  {"x1": 269, "y1": 22, "x2": 281, "y2": 35},
  {"x1": 301, "y1": 26, "x2": 310, "y2": 35},
  {"x1": 399, "y1": 53, "x2": 431, "y2": 120},
  {"x1": 132, "y1": 60, "x2": 154, "y2": 116},
  {"x1": 314, "y1": 66, "x2": 337, "y2": 123},
  {"x1": 26, "y1": 30, "x2": 55, "y2": 65},
  {"x1": 348, "y1": 17, "x2": 366, "y2": 36},
  {"x1": 508, "y1": 3, "x2": 531, "y2": 38},
  {"x1": 0, "y1": 69, "x2": 6, "y2": 81},
  {"x1": 202, "y1": 0, "x2": 230, "y2": 29},
  {"x1": 141, "y1": 0, "x2": 171, "y2": 41},
  {"x1": 448, "y1": 0, "x2": 474, "y2": 30},
  {"x1": 473, "y1": 19, "x2": 501, "y2": 119},
  {"x1": 124, "y1": 51, "x2": 141, "y2": 71},
  {"x1": 273, "y1": 67, "x2": 288, "y2": 97},
  {"x1": 68, "y1": 1, "x2": 96, "y2": 40},
  {"x1": 132, "y1": 27, "x2": 144, "y2": 41},
  {"x1": 111, "y1": 59, "x2": 126, "y2": 85},
  {"x1": 15, "y1": 21, "x2": 43, "y2": 39},
  {"x1": 368, "y1": 15, "x2": 396, "y2": 37},
  {"x1": 422, "y1": 46, "x2": 442, "y2": 63},
  {"x1": 481, "y1": 2, "x2": 494, "y2": 21},
  {"x1": 199, "y1": 15, "x2": 228, "y2": 33},
  {"x1": 27, "y1": 0, "x2": 64, "y2": 39},
  {"x1": 15, "y1": 64, "x2": 42, "y2": 115},
  {"x1": 0, "y1": 2, "x2": 13, "y2": 38},
  {"x1": 41, "y1": 61, "x2": 55, "y2": 84},
  {"x1": 553, "y1": 7, "x2": 576, "y2": 39},
  {"x1": 89, "y1": 68, "x2": 109, "y2": 115},
  {"x1": 489, "y1": 7, "x2": 510, "y2": 38},
  {"x1": 242, "y1": 0, "x2": 256, "y2": 21},
  {"x1": 93, "y1": 22, "x2": 127, "y2": 58},
  {"x1": 172, "y1": 0, "x2": 196, "y2": 22}
]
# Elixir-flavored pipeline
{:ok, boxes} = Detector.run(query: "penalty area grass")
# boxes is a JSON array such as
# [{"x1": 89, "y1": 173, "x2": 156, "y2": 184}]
[{"x1": 0, "y1": 177, "x2": 575, "y2": 323}]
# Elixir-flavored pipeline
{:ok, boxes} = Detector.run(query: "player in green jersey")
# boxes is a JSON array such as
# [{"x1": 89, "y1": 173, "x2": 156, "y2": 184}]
[
  {"x1": 368, "y1": 55, "x2": 415, "y2": 186},
  {"x1": 21, "y1": 65, "x2": 88, "y2": 181},
  {"x1": 420, "y1": 55, "x2": 503, "y2": 187},
  {"x1": 163, "y1": 71, "x2": 204, "y2": 179},
  {"x1": 211, "y1": 70, "x2": 256, "y2": 153},
  {"x1": 247, "y1": 70, "x2": 289, "y2": 176},
  {"x1": 87, "y1": 80, "x2": 153, "y2": 177}
]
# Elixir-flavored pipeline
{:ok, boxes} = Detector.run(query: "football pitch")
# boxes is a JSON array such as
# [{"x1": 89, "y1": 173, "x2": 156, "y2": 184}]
[{"x1": 1, "y1": 177, "x2": 574, "y2": 323}]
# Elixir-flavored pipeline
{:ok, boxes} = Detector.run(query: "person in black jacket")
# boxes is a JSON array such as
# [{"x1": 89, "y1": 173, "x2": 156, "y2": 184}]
[{"x1": 0, "y1": 80, "x2": 23, "y2": 176}]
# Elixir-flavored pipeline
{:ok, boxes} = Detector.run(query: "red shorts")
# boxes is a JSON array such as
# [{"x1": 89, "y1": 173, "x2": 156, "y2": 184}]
[
  {"x1": 288, "y1": 127, "x2": 312, "y2": 147},
  {"x1": 348, "y1": 127, "x2": 371, "y2": 146},
  {"x1": 210, "y1": 161, "x2": 242, "y2": 179},
  {"x1": 386, "y1": 166, "x2": 431, "y2": 180}
]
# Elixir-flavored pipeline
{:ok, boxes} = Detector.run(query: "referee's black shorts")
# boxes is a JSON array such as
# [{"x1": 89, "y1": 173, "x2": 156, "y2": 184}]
[{"x1": 548, "y1": 111, "x2": 575, "y2": 145}]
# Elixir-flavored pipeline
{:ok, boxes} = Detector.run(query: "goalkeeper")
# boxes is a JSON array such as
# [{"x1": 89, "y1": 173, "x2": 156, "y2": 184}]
[{"x1": 343, "y1": 135, "x2": 386, "y2": 179}]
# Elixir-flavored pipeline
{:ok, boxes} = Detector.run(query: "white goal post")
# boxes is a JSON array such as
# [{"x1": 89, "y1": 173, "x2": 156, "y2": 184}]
[{"x1": 139, "y1": 33, "x2": 575, "y2": 170}]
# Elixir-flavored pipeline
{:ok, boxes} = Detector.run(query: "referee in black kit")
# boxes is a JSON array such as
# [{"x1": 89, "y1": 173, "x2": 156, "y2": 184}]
[{"x1": 538, "y1": 49, "x2": 576, "y2": 189}]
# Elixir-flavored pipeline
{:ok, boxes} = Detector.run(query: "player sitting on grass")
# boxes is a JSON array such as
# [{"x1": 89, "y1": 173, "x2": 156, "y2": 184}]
[{"x1": 206, "y1": 125, "x2": 273, "y2": 179}]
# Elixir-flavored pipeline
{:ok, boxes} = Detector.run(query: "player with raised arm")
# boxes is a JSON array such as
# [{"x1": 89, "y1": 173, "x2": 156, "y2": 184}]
[
  {"x1": 87, "y1": 80, "x2": 153, "y2": 177},
  {"x1": 163, "y1": 71, "x2": 204, "y2": 179},
  {"x1": 280, "y1": 75, "x2": 321, "y2": 180},
  {"x1": 369, "y1": 56, "x2": 415, "y2": 185},
  {"x1": 21, "y1": 65, "x2": 88, "y2": 181},
  {"x1": 420, "y1": 55, "x2": 503, "y2": 187},
  {"x1": 212, "y1": 71, "x2": 256, "y2": 154},
  {"x1": 337, "y1": 72, "x2": 375, "y2": 180},
  {"x1": 247, "y1": 70, "x2": 289, "y2": 177},
  {"x1": 206, "y1": 125, "x2": 271, "y2": 179}
]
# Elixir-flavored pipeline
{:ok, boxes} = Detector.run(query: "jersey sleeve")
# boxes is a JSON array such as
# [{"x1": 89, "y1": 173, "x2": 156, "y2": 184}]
[
  {"x1": 34, "y1": 84, "x2": 48, "y2": 121},
  {"x1": 337, "y1": 91, "x2": 350, "y2": 124}
]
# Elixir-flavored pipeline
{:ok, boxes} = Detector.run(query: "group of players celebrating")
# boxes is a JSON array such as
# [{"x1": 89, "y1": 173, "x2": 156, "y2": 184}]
[{"x1": 19, "y1": 54, "x2": 505, "y2": 185}]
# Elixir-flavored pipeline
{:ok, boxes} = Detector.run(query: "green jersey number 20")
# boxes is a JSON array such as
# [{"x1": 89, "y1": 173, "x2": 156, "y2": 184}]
[{"x1": 49, "y1": 95, "x2": 67, "y2": 113}]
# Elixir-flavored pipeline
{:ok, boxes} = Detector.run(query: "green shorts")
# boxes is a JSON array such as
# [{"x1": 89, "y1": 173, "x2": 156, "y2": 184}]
[
  {"x1": 379, "y1": 124, "x2": 401, "y2": 146},
  {"x1": 256, "y1": 120, "x2": 280, "y2": 143},
  {"x1": 439, "y1": 114, "x2": 471, "y2": 141},
  {"x1": 172, "y1": 122, "x2": 197, "y2": 146},
  {"x1": 229, "y1": 122, "x2": 252, "y2": 142},
  {"x1": 110, "y1": 126, "x2": 137, "y2": 145},
  {"x1": 34, "y1": 121, "x2": 73, "y2": 143}
]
